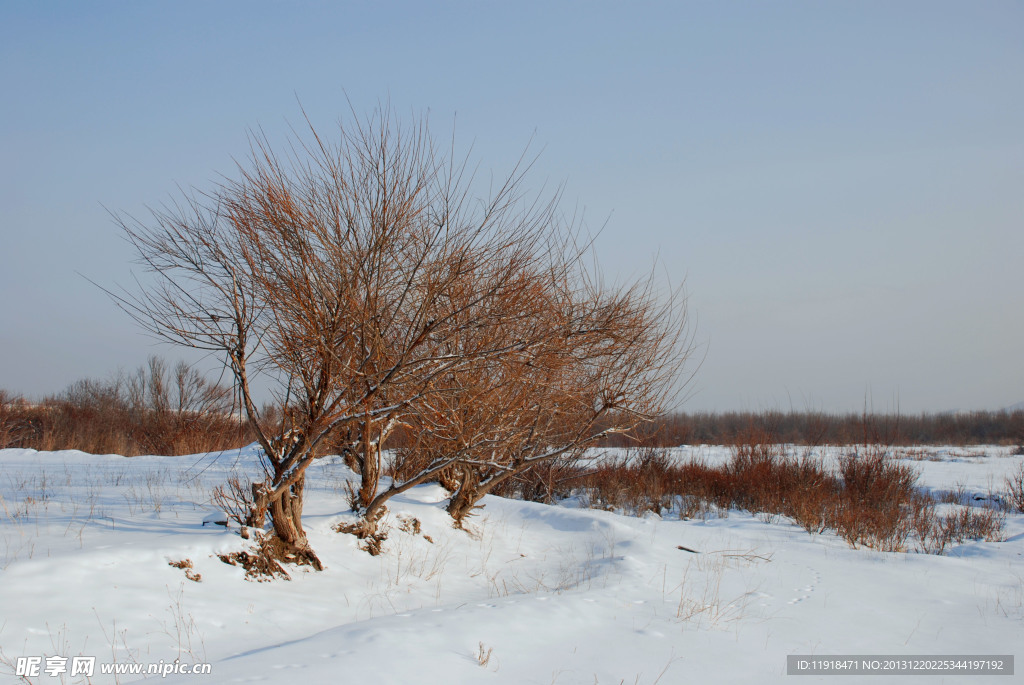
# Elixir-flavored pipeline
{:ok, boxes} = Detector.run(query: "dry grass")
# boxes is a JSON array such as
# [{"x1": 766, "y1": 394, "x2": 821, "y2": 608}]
[
  {"x1": 168, "y1": 558, "x2": 202, "y2": 582},
  {"x1": 476, "y1": 642, "x2": 494, "y2": 668}
]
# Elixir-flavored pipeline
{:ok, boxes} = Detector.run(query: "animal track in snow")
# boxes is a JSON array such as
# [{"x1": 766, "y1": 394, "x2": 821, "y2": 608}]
[{"x1": 786, "y1": 565, "x2": 822, "y2": 605}]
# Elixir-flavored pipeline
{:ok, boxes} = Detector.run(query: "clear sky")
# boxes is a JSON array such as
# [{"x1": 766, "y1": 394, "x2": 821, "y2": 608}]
[{"x1": 1, "y1": 1, "x2": 1021, "y2": 413}]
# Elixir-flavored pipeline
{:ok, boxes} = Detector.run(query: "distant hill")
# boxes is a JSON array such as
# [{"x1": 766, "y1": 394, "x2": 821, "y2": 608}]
[{"x1": 1006, "y1": 401, "x2": 1024, "y2": 412}]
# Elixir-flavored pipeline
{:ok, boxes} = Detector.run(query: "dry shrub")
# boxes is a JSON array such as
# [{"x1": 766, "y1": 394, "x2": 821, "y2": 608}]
[
  {"x1": 829, "y1": 447, "x2": 919, "y2": 549},
  {"x1": 498, "y1": 458, "x2": 590, "y2": 505},
  {"x1": 576, "y1": 433, "x2": 1003, "y2": 554},
  {"x1": 211, "y1": 475, "x2": 258, "y2": 526},
  {"x1": 839, "y1": 447, "x2": 917, "y2": 505},
  {"x1": 937, "y1": 482, "x2": 969, "y2": 505},
  {"x1": 940, "y1": 506, "x2": 1004, "y2": 544},
  {"x1": 0, "y1": 358, "x2": 249, "y2": 455},
  {"x1": 725, "y1": 429, "x2": 783, "y2": 513},
  {"x1": 914, "y1": 497, "x2": 1005, "y2": 554},
  {"x1": 830, "y1": 498, "x2": 910, "y2": 552},
  {"x1": 909, "y1": 494, "x2": 945, "y2": 554},
  {"x1": 1006, "y1": 462, "x2": 1024, "y2": 513},
  {"x1": 0, "y1": 391, "x2": 35, "y2": 448},
  {"x1": 578, "y1": 449, "x2": 682, "y2": 516}
]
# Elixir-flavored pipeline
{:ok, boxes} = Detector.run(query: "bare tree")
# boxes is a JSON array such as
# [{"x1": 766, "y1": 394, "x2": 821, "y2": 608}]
[
  {"x1": 111, "y1": 104, "x2": 635, "y2": 565},
  {"x1": 396, "y1": 268, "x2": 690, "y2": 525}
]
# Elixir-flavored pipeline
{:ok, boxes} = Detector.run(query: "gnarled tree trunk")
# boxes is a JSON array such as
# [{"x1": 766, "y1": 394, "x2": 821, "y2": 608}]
[{"x1": 250, "y1": 468, "x2": 323, "y2": 570}]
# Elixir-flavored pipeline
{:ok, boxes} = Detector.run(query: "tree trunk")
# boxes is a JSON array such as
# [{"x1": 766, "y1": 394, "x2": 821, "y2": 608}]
[
  {"x1": 247, "y1": 481, "x2": 269, "y2": 528},
  {"x1": 343, "y1": 447, "x2": 362, "y2": 475},
  {"x1": 256, "y1": 472, "x2": 324, "y2": 570},
  {"x1": 358, "y1": 420, "x2": 379, "y2": 509},
  {"x1": 270, "y1": 479, "x2": 303, "y2": 546},
  {"x1": 447, "y1": 467, "x2": 481, "y2": 526}
]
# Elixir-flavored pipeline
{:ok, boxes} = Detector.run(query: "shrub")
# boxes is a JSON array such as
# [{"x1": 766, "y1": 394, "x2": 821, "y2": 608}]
[
  {"x1": 1004, "y1": 462, "x2": 1024, "y2": 513},
  {"x1": 0, "y1": 358, "x2": 246, "y2": 455},
  {"x1": 572, "y1": 438, "x2": 1002, "y2": 554}
]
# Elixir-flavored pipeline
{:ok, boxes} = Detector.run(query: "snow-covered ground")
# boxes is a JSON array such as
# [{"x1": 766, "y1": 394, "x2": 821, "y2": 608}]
[{"x1": 0, "y1": 445, "x2": 1021, "y2": 684}]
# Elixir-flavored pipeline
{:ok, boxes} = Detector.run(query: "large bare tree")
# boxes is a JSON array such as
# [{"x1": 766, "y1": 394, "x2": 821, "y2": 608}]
[{"x1": 113, "y1": 105, "x2": 660, "y2": 565}]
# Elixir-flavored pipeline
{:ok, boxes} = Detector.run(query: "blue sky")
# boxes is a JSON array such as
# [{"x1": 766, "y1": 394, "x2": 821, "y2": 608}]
[{"x1": 1, "y1": 1, "x2": 1021, "y2": 412}]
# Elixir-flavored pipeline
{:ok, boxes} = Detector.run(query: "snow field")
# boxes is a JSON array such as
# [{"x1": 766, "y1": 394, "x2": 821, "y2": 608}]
[{"x1": 0, "y1": 446, "x2": 1021, "y2": 684}]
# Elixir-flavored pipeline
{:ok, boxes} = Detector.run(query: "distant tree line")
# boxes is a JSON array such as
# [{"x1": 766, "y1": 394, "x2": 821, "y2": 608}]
[
  {"x1": 593, "y1": 409, "x2": 1024, "y2": 447},
  {"x1": 5, "y1": 378, "x2": 1022, "y2": 456}
]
